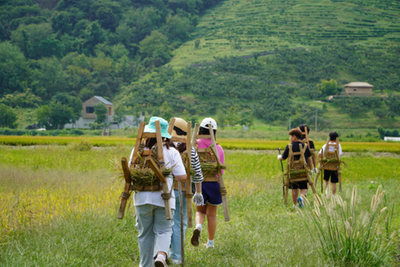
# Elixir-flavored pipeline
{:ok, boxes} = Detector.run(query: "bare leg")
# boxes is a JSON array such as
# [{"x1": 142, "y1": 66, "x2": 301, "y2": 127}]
[
  {"x1": 300, "y1": 189, "x2": 307, "y2": 197},
  {"x1": 292, "y1": 189, "x2": 298, "y2": 205},
  {"x1": 205, "y1": 204, "x2": 218, "y2": 240},
  {"x1": 195, "y1": 205, "x2": 207, "y2": 226},
  {"x1": 324, "y1": 180, "x2": 329, "y2": 193},
  {"x1": 332, "y1": 183, "x2": 337, "y2": 195}
]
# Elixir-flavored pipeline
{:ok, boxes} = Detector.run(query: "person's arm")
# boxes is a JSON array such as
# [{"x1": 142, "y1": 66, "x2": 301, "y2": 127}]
[
  {"x1": 278, "y1": 145, "x2": 289, "y2": 161},
  {"x1": 171, "y1": 149, "x2": 187, "y2": 182},
  {"x1": 191, "y1": 147, "x2": 203, "y2": 185},
  {"x1": 175, "y1": 174, "x2": 186, "y2": 182}
]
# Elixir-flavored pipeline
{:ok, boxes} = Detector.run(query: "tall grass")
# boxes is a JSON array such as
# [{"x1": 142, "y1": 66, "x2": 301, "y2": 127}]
[
  {"x1": 1, "y1": 147, "x2": 399, "y2": 266},
  {"x1": 299, "y1": 187, "x2": 398, "y2": 266}
]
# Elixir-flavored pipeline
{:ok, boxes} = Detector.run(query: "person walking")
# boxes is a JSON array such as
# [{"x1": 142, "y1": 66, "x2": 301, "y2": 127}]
[{"x1": 128, "y1": 117, "x2": 187, "y2": 267}]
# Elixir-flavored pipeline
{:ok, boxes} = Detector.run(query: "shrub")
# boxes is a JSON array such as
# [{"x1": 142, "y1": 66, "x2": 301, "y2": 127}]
[
  {"x1": 298, "y1": 186, "x2": 397, "y2": 266},
  {"x1": 68, "y1": 140, "x2": 93, "y2": 151}
]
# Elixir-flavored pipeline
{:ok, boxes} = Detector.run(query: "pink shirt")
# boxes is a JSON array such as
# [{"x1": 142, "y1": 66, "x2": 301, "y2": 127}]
[{"x1": 197, "y1": 138, "x2": 225, "y2": 175}]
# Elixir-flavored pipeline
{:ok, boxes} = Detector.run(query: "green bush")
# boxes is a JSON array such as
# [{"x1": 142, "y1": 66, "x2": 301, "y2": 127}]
[{"x1": 299, "y1": 187, "x2": 397, "y2": 266}]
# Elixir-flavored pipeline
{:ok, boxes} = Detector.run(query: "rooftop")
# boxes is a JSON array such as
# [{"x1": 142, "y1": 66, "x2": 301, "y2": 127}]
[
  {"x1": 344, "y1": 82, "x2": 373, "y2": 88},
  {"x1": 94, "y1": 96, "x2": 113, "y2": 105}
]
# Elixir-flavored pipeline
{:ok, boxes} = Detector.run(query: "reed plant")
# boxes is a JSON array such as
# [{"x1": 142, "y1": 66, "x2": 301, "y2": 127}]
[{"x1": 298, "y1": 186, "x2": 398, "y2": 266}]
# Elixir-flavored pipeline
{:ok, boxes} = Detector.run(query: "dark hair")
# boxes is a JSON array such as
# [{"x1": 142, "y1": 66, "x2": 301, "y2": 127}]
[
  {"x1": 198, "y1": 126, "x2": 217, "y2": 140},
  {"x1": 145, "y1": 137, "x2": 174, "y2": 150},
  {"x1": 298, "y1": 124, "x2": 310, "y2": 134},
  {"x1": 289, "y1": 128, "x2": 302, "y2": 139},
  {"x1": 329, "y1": 131, "x2": 339, "y2": 141}
]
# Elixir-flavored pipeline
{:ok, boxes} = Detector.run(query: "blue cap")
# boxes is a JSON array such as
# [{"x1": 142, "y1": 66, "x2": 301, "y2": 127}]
[{"x1": 144, "y1": 117, "x2": 172, "y2": 139}]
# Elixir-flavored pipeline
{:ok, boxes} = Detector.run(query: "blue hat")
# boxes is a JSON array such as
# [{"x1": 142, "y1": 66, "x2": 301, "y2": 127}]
[{"x1": 144, "y1": 117, "x2": 172, "y2": 139}]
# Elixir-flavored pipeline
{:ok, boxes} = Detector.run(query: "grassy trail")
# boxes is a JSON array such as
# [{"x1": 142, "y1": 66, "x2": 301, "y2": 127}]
[{"x1": 0, "y1": 147, "x2": 399, "y2": 266}]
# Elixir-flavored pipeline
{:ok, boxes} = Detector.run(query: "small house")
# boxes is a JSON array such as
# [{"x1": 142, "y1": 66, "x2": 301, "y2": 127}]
[
  {"x1": 82, "y1": 96, "x2": 114, "y2": 119},
  {"x1": 344, "y1": 82, "x2": 373, "y2": 95}
]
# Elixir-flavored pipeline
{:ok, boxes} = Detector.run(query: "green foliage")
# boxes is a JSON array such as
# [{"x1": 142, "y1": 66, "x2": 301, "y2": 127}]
[
  {"x1": 68, "y1": 139, "x2": 92, "y2": 151},
  {"x1": 377, "y1": 126, "x2": 400, "y2": 139},
  {"x1": 93, "y1": 103, "x2": 107, "y2": 123},
  {"x1": 36, "y1": 101, "x2": 75, "y2": 129},
  {"x1": 0, "y1": 88, "x2": 42, "y2": 108},
  {"x1": 0, "y1": 42, "x2": 29, "y2": 96},
  {"x1": 300, "y1": 187, "x2": 396, "y2": 266},
  {"x1": 139, "y1": 30, "x2": 172, "y2": 66},
  {"x1": 0, "y1": 104, "x2": 18, "y2": 128},
  {"x1": 317, "y1": 79, "x2": 339, "y2": 96}
]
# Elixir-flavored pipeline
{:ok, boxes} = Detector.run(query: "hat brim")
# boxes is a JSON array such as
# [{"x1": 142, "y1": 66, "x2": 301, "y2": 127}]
[{"x1": 144, "y1": 125, "x2": 172, "y2": 139}]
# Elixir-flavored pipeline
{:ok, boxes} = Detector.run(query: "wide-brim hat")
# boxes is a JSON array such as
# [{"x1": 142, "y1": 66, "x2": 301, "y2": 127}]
[
  {"x1": 144, "y1": 116, "x2": 172, "y2": 139},
  {"x1": 170, "y1": 117, "x2": 188, "y2": 137}
]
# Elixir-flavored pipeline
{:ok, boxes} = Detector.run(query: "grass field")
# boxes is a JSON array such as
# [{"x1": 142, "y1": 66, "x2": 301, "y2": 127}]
[
  {"x1": 1, "y1": 136, "x2": 400, "y2": 153},
  {"x1": 168, "y1": 0, "x2": 400, "y2": 68},
  {"x1": 1, "y1": 143, "x2": 399, "y2": 266}
]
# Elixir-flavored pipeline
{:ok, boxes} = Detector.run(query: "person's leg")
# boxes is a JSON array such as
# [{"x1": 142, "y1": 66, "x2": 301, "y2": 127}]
[
  {"x1": 331, "y1": 171, "x2": 338, "y2": 195},
  {"x1": 170, "y1": 190, "x2": 187, "y2": 262},
  {"x1": 135, "y1": 204, "x2": 155, "y2": 267},
  {"x1": 195, "y1": 205, "x2": 207, "y2": 226},
  {"x1": 154, "y1": 206, "x2": 174, "y2": 262},
  {"x1": 332, "y1": 183, "x2": 337, "y2": 195},
  {"x1": 292, "y1": 189, "x2": 298, "y2": 205},
  {"x1": 300, "y1": 189, "x2": 307, "y2": 197},
  {"x1": 205, "y1": 204, "x2": 218, "y2": 241},
  {"x1": 324, "y1": 170, "x2": 330, "y2": 194}
]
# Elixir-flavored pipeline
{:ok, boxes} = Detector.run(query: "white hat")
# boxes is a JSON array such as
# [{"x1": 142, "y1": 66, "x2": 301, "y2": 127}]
[{"x1": 200, "y1": 117, "x2": 217, "y2": 130}]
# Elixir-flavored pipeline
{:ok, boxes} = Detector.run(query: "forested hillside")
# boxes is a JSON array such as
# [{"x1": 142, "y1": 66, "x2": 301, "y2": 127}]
[
  {"x1": 1, "y1": 0, "x2": 400, "y2": 131},
  {"x1": 0, "y1": 0, "x2": 223, "y2": 128},
  {"x1": 116, "y1": 0, "x2": 400, "y2": 130}
]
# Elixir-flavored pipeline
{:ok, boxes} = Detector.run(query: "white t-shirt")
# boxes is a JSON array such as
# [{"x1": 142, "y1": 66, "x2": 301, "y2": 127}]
[
  {"x1": 128, "y1": 145, "x2": 186, "y2": 209},
  {"x1": 318, "y1": 142, "x2": 343, "y2": 158}
]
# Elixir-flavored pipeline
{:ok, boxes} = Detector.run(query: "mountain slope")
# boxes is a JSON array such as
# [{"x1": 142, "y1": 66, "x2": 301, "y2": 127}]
[{"x1": 168, "y1": 0, "x2": 400, "y2": 68}]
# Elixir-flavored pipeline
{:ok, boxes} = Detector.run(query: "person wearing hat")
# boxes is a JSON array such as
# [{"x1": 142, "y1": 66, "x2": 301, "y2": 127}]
[
  {"x1": 190, "y1": 117, "x2": 225, "y2": 249},
  {"x1": 277, "y1": 128, "x2": 313, "y2": 208},
  {"x1": 169, "y1": 118, "x2": 204, "y2": 264},
  {"x1": 128, "y1": 116, "x2": 187, "y2": 267}
]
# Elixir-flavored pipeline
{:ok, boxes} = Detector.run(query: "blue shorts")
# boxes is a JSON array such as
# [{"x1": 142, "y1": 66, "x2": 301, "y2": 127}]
[{"x1": 199, "y1": 182, "x2": 222, "y2": 206}]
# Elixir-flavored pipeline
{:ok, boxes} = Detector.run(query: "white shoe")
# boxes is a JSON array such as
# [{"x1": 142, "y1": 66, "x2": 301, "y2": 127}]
[
  {"x1": 171, "y1": 258, "x2": 181, "y2": 264},
  {"x1": 205, "y1": 242, "x2": 214, "y2": 249}
]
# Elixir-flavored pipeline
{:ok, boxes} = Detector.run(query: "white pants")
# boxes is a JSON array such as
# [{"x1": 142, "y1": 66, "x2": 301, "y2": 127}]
[{"x1": 135, "y1": 204, "x2": 174, "y2": 267}]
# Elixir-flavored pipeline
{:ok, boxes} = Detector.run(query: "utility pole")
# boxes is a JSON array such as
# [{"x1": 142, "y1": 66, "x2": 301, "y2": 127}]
[{"x1": 315, "y1": 107, "x2": 318, "y2": 132}]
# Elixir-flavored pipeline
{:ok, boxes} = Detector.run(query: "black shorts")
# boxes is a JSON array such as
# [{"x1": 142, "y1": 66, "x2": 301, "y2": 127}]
[
  {"x1": 324, "y1": 170, "x2": 338, "y2": 183},
  {"x1": 289, "y1": 181, "x2": 308, "y2": 190}
]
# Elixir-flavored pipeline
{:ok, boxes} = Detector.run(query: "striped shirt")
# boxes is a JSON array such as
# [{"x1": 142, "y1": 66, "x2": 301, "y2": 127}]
[{"x1": 191, "y1": 146, "x2": 203, "y2": 183}]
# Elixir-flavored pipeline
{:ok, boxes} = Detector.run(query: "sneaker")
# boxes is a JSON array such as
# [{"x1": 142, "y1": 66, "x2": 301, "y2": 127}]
[
  {"x1": 154, "y1": 257, "x2": 167, "y2": 267},
  {"x1": 171, "y1": 258, "x2": 181, "y2": 265},
  {"x1": 205, "y1": 241, "x2": 214, "y2": 249},
  {"x1": 191, "y1": 227, "x2": 201, "y2": 247},
  {"x1": 297, "y1": 197, "x2": 304, "y2": 208}
]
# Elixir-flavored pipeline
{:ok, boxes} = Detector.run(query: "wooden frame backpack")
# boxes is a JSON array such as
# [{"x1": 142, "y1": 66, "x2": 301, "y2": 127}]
[
  {"x1": 167, "y1": 117, "x2": 194, "y2": 228},
  {"x1": 117, "y1": 121, "x2": 172, "y2": 220},
  {"x1": 284, "y1": 143, "x2": 317, "y2": 204},
  {"x1": 192, "y1": 123, "x2": 230, "y2": 222},
  {"x1": 315, "y1": 138, "x2": 342, "y2": 192}
]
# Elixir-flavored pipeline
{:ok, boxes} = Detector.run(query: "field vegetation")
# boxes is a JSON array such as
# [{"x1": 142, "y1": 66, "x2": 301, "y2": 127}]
[
  {"x1": 1, "y1": 136, "x2": 400, "y2": 153},
  {"x1": 1, "y1": 143, "x2": 399, "y2": 266}
]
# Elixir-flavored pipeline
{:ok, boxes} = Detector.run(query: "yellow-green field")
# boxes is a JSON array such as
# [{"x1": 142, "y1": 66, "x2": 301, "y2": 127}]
[
  {"x1": 0, "y1": 142, "x2": 399, "y2": 266},
  {"x1": 1, "y1": 136, "x2": 400, "y2": 153}
]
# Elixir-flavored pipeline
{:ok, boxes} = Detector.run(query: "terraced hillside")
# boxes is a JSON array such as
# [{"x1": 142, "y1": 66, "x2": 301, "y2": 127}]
[{"x1": 169, "y1": 0, "x2": 400, "y2": 68}]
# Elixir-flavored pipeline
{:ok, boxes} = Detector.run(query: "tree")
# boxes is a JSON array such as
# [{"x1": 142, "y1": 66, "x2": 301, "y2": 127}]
[
  {"x1": 52, "y1": 93, "x2": 82, "y2": 122},
  {"x1": 0, "y1": 42, "x2": 29, "y2": 96},
  {"x1": 49, "y1": 102, "x2": 75, "y2": 129},
  {"x1": 139, "y1": 30, "x2": 172, "y2": 66},
  {"x1": 0, "y1": 104, "x2": 18, "y2": 128},
  {"x1": 317, "y1": 79, "x2": 339, "y2": 96},
  {"x1": 0, "y1": 88, "x2": 42, "y2": 108},
  {"x1": 94, "y1": 103, "x2": 107, "y2": 123}
]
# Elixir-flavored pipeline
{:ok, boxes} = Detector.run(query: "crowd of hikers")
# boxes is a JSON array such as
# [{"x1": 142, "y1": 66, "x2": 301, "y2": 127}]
[{"x1": 127, "y1": 116, "x2": 341, "y2": 267}]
